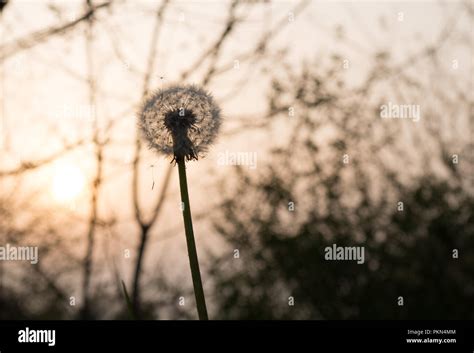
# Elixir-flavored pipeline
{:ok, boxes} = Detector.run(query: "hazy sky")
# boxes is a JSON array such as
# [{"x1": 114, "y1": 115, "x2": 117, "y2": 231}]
[{"x1": 0, "y1": 0, "x2": 471, "y2": 289}]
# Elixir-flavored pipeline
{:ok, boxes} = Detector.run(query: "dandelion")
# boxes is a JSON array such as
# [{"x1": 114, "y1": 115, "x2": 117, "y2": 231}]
[
  {"x1": 138, "y1": 84, "x2": 222, "y2": 320},
  {"x1": 139, "y1": 84, "x2": 221, "y2": 163}
]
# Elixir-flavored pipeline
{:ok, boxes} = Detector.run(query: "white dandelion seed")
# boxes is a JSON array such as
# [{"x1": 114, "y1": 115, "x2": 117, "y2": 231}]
[{"x1": 138, "y1": 84, "x2": 221, "y2": 162}]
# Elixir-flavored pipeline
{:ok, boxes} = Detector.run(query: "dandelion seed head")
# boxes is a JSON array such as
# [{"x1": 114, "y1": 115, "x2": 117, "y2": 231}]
[{"x1": 138, "y1": 84, "x2": 221, "y2": 162}]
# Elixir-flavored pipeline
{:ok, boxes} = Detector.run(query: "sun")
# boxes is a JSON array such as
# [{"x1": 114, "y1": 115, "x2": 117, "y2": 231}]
[{"x1": 51, "y1": 163, "x2": 86, "y2": 203}]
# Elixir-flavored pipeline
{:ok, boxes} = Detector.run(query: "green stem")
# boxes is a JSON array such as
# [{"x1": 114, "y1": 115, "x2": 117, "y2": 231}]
[{"x1": 177, "y1": 157, "x2": 209, "y2": 320}]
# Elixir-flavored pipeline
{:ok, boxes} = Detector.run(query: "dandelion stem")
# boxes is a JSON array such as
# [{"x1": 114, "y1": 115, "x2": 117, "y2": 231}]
[{"x1": 176, "y1": 156, "x2": 209, "y2": 320}]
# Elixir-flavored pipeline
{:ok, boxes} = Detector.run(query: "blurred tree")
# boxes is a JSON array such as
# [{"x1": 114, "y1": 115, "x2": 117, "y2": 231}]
[
  {"x1": 0, "y1": 0, "x2": 471, "y2": 320},
  {"x1": 209, "y1": 56, "x2": 474, "y2": 319},
  {"x1": 0, "y1": 1, "x2": 8, "y2": 14}
]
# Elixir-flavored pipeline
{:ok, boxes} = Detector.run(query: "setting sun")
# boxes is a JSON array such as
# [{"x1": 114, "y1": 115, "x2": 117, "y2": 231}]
[{"x1": 51, "y1": 164, "x2": 86, "y2": 203}]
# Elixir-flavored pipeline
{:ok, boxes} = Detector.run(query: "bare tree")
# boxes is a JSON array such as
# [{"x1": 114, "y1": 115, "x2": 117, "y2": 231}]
[
  {"x1": 0, "y1": 1, "x2": 112, "y2": 61},
  {"x1": 80, "y1": 0, "x2": 106, "y2": 319},
  {"x1": 130, "y1": 0, "x2": 172, "y2": 317}
]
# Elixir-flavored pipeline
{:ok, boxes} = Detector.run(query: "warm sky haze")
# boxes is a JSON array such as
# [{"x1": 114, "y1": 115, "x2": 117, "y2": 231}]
[{"x1": 0, "y1": 0, "x2": 472, "y2": 319}]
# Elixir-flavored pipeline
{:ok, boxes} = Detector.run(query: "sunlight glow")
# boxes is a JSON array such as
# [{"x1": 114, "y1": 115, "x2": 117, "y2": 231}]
[{"x1": 51, "y1": 164, "x2": 86, "y2": 203}]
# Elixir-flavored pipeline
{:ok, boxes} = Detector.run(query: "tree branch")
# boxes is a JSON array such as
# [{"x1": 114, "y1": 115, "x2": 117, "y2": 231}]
[
  {"x1": 0, "y1": 139, "x2": 84, "y2": 177},
  {"x1": 0, "y1": 1, "x2": 112, "y2": 61}
]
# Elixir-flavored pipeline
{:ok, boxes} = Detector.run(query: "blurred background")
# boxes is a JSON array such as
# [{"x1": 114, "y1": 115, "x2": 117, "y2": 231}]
[{"x1": 0, "y1": 0, "x2": 472, "y2": 319}]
